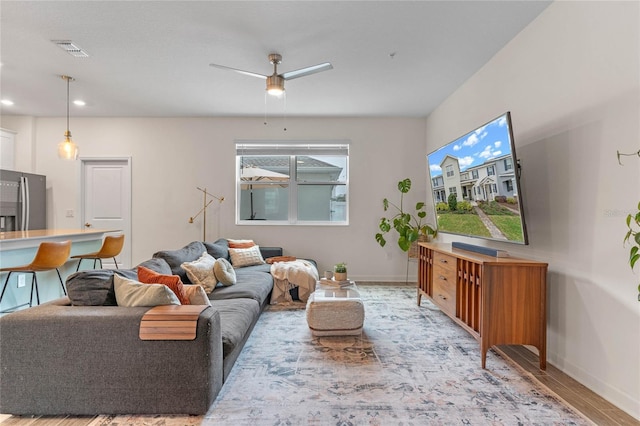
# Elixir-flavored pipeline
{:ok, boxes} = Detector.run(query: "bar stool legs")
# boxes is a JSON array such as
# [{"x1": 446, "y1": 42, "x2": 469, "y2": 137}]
[
  {"x1": 72, "y1": 235, "x2": 124, "y2": 272},
  {"x1": 0, "y1": 240, "x2": 72, "y2": 313},
  {"x1": 76, "y1": 256, "x2": 119, "y2": 272}
]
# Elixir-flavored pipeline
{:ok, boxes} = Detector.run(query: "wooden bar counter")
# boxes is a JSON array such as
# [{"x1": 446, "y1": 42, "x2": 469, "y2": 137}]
[{"x1": 0, "y1": 229, "x2": 118, "y2": 312}]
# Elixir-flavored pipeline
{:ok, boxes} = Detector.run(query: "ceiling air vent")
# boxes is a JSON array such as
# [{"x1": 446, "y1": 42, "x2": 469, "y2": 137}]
[{"x1": 52, "y1": 40, "x2": 89, "y2": 58}]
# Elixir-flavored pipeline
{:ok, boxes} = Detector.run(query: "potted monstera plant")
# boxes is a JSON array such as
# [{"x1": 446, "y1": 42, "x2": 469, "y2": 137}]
[
  {"x1": 624, "y1": 201, "x2": 640, "y2": 300},
  {"x1": 375, "y1": 178, "x2": 437, "y2": 254}
]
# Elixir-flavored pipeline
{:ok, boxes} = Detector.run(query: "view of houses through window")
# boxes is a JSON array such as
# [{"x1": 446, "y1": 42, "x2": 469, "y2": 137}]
[{"x1": 236, "y1": 143, "x2": 349, "y2": 224}]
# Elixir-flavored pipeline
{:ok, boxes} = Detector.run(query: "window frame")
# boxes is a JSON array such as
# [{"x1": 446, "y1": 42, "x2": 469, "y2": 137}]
[{"x1": 235, "y1": 141, "x2": 349, "y2": 226}]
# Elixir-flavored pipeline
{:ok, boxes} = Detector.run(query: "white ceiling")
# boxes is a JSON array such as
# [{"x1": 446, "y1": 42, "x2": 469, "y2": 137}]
[{"x1": 0, "y1": 1, "x2": 551, "y2": 118}]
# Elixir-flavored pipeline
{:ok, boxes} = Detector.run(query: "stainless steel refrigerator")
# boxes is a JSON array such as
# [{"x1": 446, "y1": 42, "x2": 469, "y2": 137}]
[{"x1": 0, "y1": 169, "x2": 46, "y2": 232}]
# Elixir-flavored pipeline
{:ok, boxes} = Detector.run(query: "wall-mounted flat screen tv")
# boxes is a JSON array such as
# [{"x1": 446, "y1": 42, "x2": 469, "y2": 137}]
[{"x1": 427, "y1": 112, "x2": 528, "y2": 244}]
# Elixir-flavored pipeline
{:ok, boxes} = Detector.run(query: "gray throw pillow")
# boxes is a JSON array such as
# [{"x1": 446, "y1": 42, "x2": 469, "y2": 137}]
[
  {"x1": 66, "y1": 269, "x2": 138, "y2": 306},
  {"x1": 204, "y1": 238, "x2": 229, "y2": 261},
  {"x1": 152, "y1": 241, "x2": 206, "y2": 283}
]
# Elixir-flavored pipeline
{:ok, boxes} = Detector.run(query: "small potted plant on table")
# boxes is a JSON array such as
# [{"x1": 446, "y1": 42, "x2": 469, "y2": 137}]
[{"x1": 334, "y1": 262, "x2": 347, "y2": 281}]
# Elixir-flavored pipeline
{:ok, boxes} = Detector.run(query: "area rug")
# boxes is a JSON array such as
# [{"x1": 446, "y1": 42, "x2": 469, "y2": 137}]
[{"x1": 91, "y1": 284, "x2": 592, "y2": 426}]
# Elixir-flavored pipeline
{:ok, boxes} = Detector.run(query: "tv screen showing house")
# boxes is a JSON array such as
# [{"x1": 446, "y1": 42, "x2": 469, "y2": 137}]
[{"x1": 427, "y1": 112, "x2": 528, "y2": 244}]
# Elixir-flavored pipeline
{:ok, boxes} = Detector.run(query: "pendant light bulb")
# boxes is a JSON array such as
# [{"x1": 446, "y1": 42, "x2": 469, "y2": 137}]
[{"x1": 58, "y1": 75, "x2": 79, "y2": 160}]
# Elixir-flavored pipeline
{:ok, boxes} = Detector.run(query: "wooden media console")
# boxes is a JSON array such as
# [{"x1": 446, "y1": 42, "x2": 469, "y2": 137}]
[{"x1": 417, "y1": 242, "x2": 548, "y2": 369}]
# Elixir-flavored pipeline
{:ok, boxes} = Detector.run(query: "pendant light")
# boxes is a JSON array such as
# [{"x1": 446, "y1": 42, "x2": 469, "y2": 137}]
[{"x1": 57, "y1": 75, "x2": 79, "y2": 160}]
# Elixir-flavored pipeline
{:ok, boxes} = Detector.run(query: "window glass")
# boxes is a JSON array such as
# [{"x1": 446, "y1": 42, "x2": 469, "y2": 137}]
[
  {"x1": 504, "y1": 157, "x2": 513, "y2": 170},
  {"x1": 236, "y1": 144, "x2": 349, "y2": 225},
  {"x1": 446, "y1": 164, "x2": 454, "y2": 177},
  {"x1": 297, "y1": 184, "x2": 347, "y2": 221}
]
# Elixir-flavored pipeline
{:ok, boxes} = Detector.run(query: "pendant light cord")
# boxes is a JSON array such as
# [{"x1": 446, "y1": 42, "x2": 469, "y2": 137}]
[{"x1": 66, "y1": 76, "x2": 70, "y2": 133}]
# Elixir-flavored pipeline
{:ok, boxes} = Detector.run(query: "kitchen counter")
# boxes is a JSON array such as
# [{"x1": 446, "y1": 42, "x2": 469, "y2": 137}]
[
  {"x1": 0, "y1": 228, "x2": 118, "y2": 250},
  {"x1": 0, "y1": 228, "x2": 120, "y2": 313}
]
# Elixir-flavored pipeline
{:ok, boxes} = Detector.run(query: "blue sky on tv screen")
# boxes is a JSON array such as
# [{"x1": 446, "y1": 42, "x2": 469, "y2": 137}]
[{"x1": 428, "y1": 113, "x2": 512, "y2": 178}]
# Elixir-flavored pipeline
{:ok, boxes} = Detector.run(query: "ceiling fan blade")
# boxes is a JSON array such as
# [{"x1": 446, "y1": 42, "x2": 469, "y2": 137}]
[
  {"x1": 281, "y1": 62, "x2": 333, "y2": 80},
  {"x1": 209, "y1": 63, "x2": 267, "y2": 80}
]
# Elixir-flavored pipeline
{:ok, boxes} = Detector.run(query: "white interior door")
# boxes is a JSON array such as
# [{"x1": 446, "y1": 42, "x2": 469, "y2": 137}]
[{"x1": 81, "y1": 158, "x2": 132, "y2": 268}]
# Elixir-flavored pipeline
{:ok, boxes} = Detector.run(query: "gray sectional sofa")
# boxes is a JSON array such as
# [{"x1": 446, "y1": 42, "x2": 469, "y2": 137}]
[{"x1": 0, "y1": 238, "x2": 294, "y2": 415}]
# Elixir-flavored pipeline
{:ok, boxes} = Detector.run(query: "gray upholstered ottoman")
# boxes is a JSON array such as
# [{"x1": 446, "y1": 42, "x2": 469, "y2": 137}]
[{"x1": 306, "y1": 282, "x2": 364, "y2": 336}]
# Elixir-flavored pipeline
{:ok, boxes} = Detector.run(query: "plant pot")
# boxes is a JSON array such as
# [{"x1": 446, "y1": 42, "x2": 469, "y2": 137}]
[
  {"x1": 408, "y1": 235, "x2": 430, "y2": 259},
  {"x1": 334, "y1": 272, "x2": 347, "y2": 281}
]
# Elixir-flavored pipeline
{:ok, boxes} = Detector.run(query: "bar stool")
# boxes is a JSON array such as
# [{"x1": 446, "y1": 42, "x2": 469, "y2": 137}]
[
  {"x1": 0, "y1": 240, "x2": 72, "y2": 309},
  {"x1": 71, "y1": 234, "x2": 125, "y2": 272}
]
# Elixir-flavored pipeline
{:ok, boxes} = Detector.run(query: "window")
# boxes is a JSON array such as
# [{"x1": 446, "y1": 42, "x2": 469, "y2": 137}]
[
  {"x1": 505, "y1": 180, "x2": 514, "y2": 192},
  {"x1": 472, "y1": 170, "x2": 479, "y2": 179},
  {"x1": 446, "y1": 164, "x2": 454, "y2": 177},
  {"x1": 487, "y1": 165, "x2": 495, "y2": 176},
  {"x1": 504, "y1": 157, "x2": 513, "y2": 171},
  {"x1": 448, "y1": 187, "x2": 457, "y2": 195},
  {"x1": 236, "y1": 142, "x2": 349, "y2": 224}
]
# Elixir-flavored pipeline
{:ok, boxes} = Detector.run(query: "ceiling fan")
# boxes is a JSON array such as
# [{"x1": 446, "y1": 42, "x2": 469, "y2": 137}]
[{"x1": 209, "y1": 53, "x2": 333, "y2": 97}]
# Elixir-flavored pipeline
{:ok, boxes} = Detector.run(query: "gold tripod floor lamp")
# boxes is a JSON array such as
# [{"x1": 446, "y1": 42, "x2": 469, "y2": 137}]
[{"x1": 188, "y1": 187, "x2": 224, "y2": 241}]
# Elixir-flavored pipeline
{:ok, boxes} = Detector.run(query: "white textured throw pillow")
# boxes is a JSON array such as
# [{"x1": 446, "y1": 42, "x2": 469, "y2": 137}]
[
  {"x1": 182, "y1": 284, "x2": 212, "y2": 306},
  {"x1": 229, "y1": 245, "x2": 265, "y2": 268},
  {"x1": 113, "y1": 275, "x2": 180, "y2": 307},
  {"x1": 181, "y1": 252, "x2": 218, "y2": 293},
  {"x1": 214, "y1": 258, "x2": 236, "y2": 286}
]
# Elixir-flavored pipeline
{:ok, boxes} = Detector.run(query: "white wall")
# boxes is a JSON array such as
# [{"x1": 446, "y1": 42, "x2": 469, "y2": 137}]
[
  {"x1": 0, "y1": 115, "x2": 428, "y2": 281},
  {"x1": 425, "y1": 1, "x2": 639, "y2": 419}
]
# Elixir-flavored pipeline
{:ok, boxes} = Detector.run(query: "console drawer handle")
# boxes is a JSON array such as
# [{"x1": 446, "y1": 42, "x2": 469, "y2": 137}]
[
  {"x1": 439, "y1": 259, "x2": 448, "y2": 264},
  {"x1": 439, "y1": 275, "x2": 447, "y2": 281},
  {"x1": 438, "y1": 294, "x2": 447, "y2": 300}
]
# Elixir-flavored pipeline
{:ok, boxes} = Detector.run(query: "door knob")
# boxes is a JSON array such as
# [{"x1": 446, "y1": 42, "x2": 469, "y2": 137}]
[{"x1": 84, "y1": 222, "x2": 92, "y2": 228}]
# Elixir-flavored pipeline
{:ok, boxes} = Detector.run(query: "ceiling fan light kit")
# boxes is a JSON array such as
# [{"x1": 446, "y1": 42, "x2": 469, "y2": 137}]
[
  {"x1": 210, "y1": 52, "x2": 333, "y2": 98},
  {"x1": 266, "y1": 75, "x2": 285, "y2": 97}
]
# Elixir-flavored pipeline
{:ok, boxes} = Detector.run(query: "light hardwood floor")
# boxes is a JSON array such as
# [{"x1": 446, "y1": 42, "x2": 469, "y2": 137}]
[
  {"x1": 496, "y1": 345, "x2": 639, "y2": 426},
  {"x1": 0, "y1": 345, "x2": 636, "y2": 425}
]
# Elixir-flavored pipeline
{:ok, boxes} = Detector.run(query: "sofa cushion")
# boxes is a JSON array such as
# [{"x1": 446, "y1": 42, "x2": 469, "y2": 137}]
[
  {"x1": 136, "y1": 257, "x2": 172, "y2": 275},
  {"x1": 113, "y1": 275, "x2": 181, "y2": 307},
  {"x1": 137, "y1": 265, "x2": 190, "y2": 305},
  {"x1": 66, "y1": 269, "x2": 138, "y2": 306},
  {"x1": 209, "y1": 298, "x2": 261, "y2": 359},
  {"x1": 153, "y1": 241, "x2": 206, "y2": 283},
  {"x1": 214, "y1": 258, "x2": 236, "y2": 286},
  {"x1": 258, "y1": 246, "x2": 283, "y2": 260},
  {"x1": 209, "y1": 270, "x2": 273, "y2": 306},
  {"x1": 235, "y1": 262, "x2": 272, "y2": 274},
  {"x1": 203, "y1": 238, "x2": 229, "y2": 261},
  {"x1": 181, "y1": 252, "x2": 218, "y2": 293},
  {"x1": 229, "y1": 245, "x2": 265, "y2": 268}
]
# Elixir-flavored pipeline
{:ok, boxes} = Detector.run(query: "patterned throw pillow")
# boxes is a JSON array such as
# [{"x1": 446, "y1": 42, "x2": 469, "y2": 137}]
[
  {"x1": 113, "y1": 275, "x2": 180, "y2": 307},
  {"x1": 181, "y1": 252, "x2": 218, "y2": 293},
  {"x1": 228, "y1": 245, "x2": 265, "y2": 268},
  {"x1": 137, "y1": 265, "x2": 190, "y2": 305},
  {"x1": 214, "y1": 258, "x2": 236, "y2": 286}
]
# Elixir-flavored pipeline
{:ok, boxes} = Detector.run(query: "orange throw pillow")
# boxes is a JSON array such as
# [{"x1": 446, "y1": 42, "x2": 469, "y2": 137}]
[
  {"x1": 137, "y1": 266, "x2": 190, "y2": 305},
  {"x1": 227, "y1": 239, "x2": 256, "y2": 249}
]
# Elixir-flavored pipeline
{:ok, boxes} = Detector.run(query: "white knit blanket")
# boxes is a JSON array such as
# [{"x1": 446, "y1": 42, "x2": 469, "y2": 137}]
[{"x1": 270, "y1": 259, "x2": 319, "y2": 304}]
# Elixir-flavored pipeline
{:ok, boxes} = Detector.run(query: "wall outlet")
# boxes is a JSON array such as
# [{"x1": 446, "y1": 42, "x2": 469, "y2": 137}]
[
  {"x1": 66, "y1": 209, "x2": 75, "y2": 218},
  {"x1": 17, "y1": 274, "x2": 26, "y2": 288}
]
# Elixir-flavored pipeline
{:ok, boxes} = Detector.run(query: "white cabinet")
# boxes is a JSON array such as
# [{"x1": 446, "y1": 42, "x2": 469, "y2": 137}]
[{"x1": 0, "y1": 128, "x2": 16, "y2": 170}]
